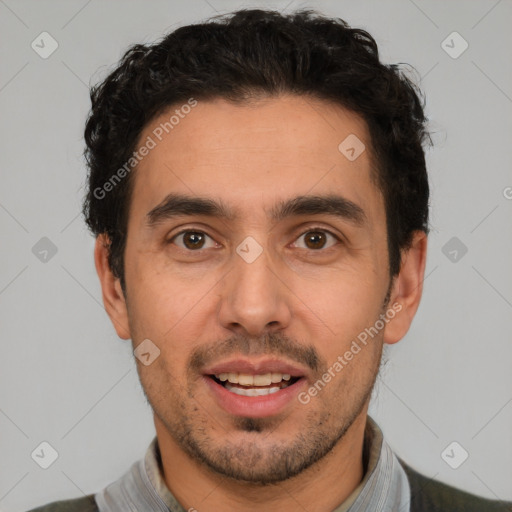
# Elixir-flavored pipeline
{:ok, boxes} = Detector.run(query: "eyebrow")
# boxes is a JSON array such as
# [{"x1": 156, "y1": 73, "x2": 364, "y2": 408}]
[{"x1": 146, "y1": 193, "x2": 367, "y2": 228}]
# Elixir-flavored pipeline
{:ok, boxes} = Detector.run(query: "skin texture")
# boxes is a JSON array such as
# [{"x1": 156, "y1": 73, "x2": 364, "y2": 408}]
[{"x1": 95, "y1": 95, "x2": 427, "y2": 512}]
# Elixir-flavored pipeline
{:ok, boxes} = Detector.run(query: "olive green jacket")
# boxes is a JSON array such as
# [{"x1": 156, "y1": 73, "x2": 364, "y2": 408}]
[{"x1": 27, "y1": 459, "x2": 512, "y2": 512}]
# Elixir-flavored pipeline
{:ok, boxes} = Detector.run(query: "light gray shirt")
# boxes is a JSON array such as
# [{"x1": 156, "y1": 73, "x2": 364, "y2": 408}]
[{"x1": 95, "y1": 416, "x2": 410, "y2": 511}]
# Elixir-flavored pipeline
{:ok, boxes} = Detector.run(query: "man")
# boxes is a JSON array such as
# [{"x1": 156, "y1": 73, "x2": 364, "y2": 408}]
[{"x1": 29, "y1": 8, "x2": 511, "y2": 512}]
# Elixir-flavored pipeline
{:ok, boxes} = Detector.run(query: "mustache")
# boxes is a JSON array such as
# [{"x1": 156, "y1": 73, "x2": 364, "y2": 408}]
[{"x1": 188, "y1": 332, "x2": 322, "y2": 374}]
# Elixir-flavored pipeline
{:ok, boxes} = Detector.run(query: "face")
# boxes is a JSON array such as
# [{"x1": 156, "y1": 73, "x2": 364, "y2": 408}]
[{"x1": 99, "y1": 95, "x2": 417, "y2": 484}]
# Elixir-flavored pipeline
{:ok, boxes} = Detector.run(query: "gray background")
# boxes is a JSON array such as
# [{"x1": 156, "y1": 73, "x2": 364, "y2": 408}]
[{"x1": 1, "y1": 0, "x2": 511, "y2": 510}]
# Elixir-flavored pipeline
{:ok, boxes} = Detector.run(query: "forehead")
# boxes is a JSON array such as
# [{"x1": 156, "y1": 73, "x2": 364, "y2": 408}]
[{"x1": 129, "y1": 95, "x2": 383, "y2": 226}]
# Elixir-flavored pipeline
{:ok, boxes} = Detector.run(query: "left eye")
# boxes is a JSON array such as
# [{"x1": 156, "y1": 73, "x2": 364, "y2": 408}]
[{"x1": 293, "y1": 229, "x2": 339, "y2": 250}]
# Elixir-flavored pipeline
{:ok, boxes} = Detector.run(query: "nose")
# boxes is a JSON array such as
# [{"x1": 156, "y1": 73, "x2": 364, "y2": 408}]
[{"x1": 217, "y1": 241, "x2": 292, "y2": 337}]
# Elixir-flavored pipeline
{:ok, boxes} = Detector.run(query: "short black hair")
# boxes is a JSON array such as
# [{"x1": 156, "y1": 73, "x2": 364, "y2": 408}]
[{"x1": 83, "y1": 8, "x2": 430, "y2": 292}]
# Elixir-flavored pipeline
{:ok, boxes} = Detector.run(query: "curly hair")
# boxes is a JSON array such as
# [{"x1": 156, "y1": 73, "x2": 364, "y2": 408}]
[{"x1": 83, "y1": 8, "x2": 430, "y2": 292}]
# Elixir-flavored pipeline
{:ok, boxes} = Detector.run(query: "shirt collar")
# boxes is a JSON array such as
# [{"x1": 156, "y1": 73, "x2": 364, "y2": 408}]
[
  {"x1": 332, "y1": 416, "x2": 410, "y2": 511},
  {"x1": 95, "y1": 416, "x2": 410, "y2": 512}
]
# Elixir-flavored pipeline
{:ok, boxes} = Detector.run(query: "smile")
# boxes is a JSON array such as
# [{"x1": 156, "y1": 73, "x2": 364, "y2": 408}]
[{"x1": 211, "y1": 372, "x2": 300, "y2": 397}]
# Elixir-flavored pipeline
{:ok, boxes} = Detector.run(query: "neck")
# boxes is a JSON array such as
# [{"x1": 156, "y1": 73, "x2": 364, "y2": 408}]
[{"x1": 155, "y1": 409, "x2": 368, "y2": 512}]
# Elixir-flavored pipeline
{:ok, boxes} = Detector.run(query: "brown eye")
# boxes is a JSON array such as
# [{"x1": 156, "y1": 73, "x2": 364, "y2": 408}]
[
  {"x1": 305, "y1": 232, "x2": 326, "y2": 249},
  {"x1": 294, "y1": 229, "x2": 339, "y2": 250},
  {"x1": 171, "y1": 231, "x2": 216, "y2": 250}
]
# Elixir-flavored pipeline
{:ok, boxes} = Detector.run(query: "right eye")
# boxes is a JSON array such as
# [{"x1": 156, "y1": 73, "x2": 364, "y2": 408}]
[{"x1": 168, "y1": 230, "x2": 218, "y2": 251}]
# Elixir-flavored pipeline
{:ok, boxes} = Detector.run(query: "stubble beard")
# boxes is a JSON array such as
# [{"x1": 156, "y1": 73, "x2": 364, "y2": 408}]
[{"x1": 149, "y1": 357, "x2": 380, "y2": 485}]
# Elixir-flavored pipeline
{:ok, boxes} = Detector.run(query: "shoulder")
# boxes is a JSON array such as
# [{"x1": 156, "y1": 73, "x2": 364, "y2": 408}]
[
  {"x1": 26, "y1": 494, "x2": 99, "y2": 512},
  {"x1": 398, "y1": 458, "x2": 512, "y2": 512}
]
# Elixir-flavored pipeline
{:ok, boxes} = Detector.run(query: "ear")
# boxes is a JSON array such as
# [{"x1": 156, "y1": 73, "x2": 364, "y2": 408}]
[
  {"x1": 383, "y1": 230, "x2": 428, "y2": 345},
  {"x1": 94, "y1": 234, "x2": 131, "y2": 340}
]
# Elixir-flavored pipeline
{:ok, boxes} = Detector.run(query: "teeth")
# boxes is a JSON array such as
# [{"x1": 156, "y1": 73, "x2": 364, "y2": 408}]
[
  {"x1": 214, "y1": 372, "x2": 294, "y2": 386},
  {"x1": 253, "y1": 373, "x2": 272, "y2": 386},
  {"x1": 238, "y1": 374, "x2": 254, "y2": 386},
  {"x1": 225, "y1": 383, "x2": 281, "y2": 396}
]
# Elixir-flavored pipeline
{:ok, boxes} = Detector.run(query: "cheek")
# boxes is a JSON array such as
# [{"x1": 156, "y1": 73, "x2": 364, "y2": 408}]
[
  {"x1": 125, "y1": 249, "x2": 207, "y2": 337},
  {"x1": 136, "y1": 357, "x2": 185, "y2": 418},
  {"x1": 309, "y1": 270, "x2": 385, "y2": 338},
  {"x1": 124, "y1": 267, "x2": 209, "y2": 380}
]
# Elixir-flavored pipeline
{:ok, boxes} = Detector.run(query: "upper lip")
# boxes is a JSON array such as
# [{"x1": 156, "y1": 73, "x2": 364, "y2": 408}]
[{"x1": 203, "y1": 358, "x2": 308, "y2": 378}]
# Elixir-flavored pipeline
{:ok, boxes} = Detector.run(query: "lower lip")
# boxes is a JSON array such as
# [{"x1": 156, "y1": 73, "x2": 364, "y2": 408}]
[{"x1": 203, "y1": 375, "x2": 306, "y2": 418}]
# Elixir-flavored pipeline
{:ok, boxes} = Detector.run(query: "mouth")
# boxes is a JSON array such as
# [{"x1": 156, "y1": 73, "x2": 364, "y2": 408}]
[
  {"x1": 208, "y1": 372, "x2": 301, "y2": 397},
  {"x1": 202, "y1": 360, "x2": 308, "y2": 418}
]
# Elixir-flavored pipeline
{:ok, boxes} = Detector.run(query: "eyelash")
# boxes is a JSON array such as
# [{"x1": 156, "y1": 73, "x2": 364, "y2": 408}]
[{"x1": 168, "y1": 227, "x2": 341, "y2": 251}]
